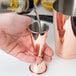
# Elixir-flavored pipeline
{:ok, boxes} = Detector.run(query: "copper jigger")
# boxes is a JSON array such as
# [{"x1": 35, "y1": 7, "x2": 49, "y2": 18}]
[
  {"x1": 28, "y1": 21, "x2": 49, "y2": 74},
  {"x1": 53, "y1": 0, "x2": 76, "y2": 59}
]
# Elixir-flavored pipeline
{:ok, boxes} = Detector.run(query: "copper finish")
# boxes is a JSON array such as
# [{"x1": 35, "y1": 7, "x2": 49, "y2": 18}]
[{"x1": 53, "y1": 0, "x2": 76, "y2": 59}]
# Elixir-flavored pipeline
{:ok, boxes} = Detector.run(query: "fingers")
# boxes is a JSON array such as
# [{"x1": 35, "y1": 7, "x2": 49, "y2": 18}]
[
  {"x1": 44, "y1": 44, "x2": 53, "y2": 57},
  {"x1": 43, "y1": 54, "x2": 52, "y2": 62},
  {"x1": 4, "y1": 38, "x2": 36, "y2": 63},
  {"x1": 35, "y1": 56, "x2": 43, "y2": 64},
  {"x1": 43, "y1": 44, "x2": 53, "y2": 62},
  {"x1": 15, "y1": 43, "x2": 53, "y2": 63},
  {"x1": 16, "y1": 53, "x2": 36, "y2": 63},
  {"x1": 9, "y1": 43, "x2": 25, "y2": 56},
  {"x1": 13, "y1": 46, "x2": 42, "y2": 63},
  {"x1": 8, "y1": 42, "x2": 42, "y2": 63}
]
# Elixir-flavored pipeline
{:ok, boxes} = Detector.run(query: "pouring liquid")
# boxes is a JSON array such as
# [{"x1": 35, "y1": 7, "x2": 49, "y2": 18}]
[{"x1": 34, "y1": 4, "x2": 42, "y2": 33}]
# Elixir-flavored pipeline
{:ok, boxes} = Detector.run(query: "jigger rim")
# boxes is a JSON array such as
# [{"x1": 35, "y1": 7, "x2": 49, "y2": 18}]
[{"x1": 28, "y1": 21, "x2": 49, "y2": 34}]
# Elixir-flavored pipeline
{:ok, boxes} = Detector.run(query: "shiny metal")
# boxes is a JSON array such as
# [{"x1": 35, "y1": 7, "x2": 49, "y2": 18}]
[
  {"x1": 28, "y1": 21, "x2": 49, "y2": 74},
  {"x1": 53, "y1": 0, "x2": 76, "y2": 16},
  {"x1": 53, "y1": 0, "x2": 76, "y2": 59},
  {"x1": 0, "y1": 0, "x2": 34, "y2": 13}
]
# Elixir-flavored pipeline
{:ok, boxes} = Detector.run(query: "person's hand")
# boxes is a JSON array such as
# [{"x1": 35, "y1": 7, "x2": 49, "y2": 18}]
[{"x1": 0, "y1": 13, "x2": 53, "y2": 63}]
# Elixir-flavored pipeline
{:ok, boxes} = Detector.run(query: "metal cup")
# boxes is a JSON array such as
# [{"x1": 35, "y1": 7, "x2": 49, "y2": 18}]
[
  {"x1": 53, "y1": 0, "x2": 76, "y2": 59},
  {"x1": 28, "y1": 21, "x2": 49, "y2": 74}
]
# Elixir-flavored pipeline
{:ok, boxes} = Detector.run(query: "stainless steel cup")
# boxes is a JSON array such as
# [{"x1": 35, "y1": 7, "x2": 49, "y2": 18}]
[
  {"x1": 53, "y1": 0, "x2": 76, "y2": 59},
  {"x1": 28, "y1": 21, "x2": 49, "y2": 74}
]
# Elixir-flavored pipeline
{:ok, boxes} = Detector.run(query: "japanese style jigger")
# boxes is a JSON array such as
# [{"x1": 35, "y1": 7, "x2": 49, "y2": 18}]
[
  {"x1": 29, "y1": 21, "x2": 49, "y2": 74},
  {"x1": 53, "y1": 0, "x2": 76, "y2": 59}
]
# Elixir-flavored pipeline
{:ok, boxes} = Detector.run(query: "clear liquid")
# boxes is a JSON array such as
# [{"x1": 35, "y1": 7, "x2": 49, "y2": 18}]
[{"x1": 34, "y1": 4, "x2": 42, "y2": 33}]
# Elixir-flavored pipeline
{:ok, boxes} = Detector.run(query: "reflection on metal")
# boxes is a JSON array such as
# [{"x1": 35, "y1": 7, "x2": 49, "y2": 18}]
[
  {"x1": 29, "y1": 21, "x2": 49, "y2": 74},
  {"x1": 53, "y1": 0, "x2": 76, "y2": 59},
  {"x1": 56, "y1": 12, "x2": 66, "y2": 43},
  {"x1": 29, "y1": 21, "x2": 49, "y2": 56}
]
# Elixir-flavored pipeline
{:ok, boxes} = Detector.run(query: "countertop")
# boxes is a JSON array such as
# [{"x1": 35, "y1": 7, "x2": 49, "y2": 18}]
[{"x1": 0, "y1": 6, "x2": 76, "y2": 76}]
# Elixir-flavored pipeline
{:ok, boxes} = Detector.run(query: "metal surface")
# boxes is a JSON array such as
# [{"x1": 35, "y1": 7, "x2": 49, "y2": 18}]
[
  {"x1": 53, "y1": 0, "x2": 76, "y2": 59},
  {"x1": 28, "y1": 21, "x2": 49, "y2": 74},
  {"x1": 53, "y1": 0, "x2": 76, "y2": 16},
  {"x1": 29, "y1": 21, "x2": 49, "y2": 56}
]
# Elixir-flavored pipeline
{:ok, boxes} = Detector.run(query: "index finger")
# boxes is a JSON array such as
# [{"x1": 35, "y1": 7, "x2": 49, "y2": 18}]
[{"x1": 44, "y1": 44, "x2": 53, "y2": 57}]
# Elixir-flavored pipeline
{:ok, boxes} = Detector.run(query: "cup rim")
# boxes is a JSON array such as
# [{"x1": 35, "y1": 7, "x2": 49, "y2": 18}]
[
  {"x1": 28, "y1": 21, "x2": 49, "y2": 34},
  {"x1": 53, "y1": 0, "x2": 76, "y2": 17}
]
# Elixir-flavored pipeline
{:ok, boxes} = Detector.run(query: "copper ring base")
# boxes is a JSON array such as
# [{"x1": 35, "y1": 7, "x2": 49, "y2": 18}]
[{"x1": 29, "y1": 65, "x2": 47, "y2": 75}]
